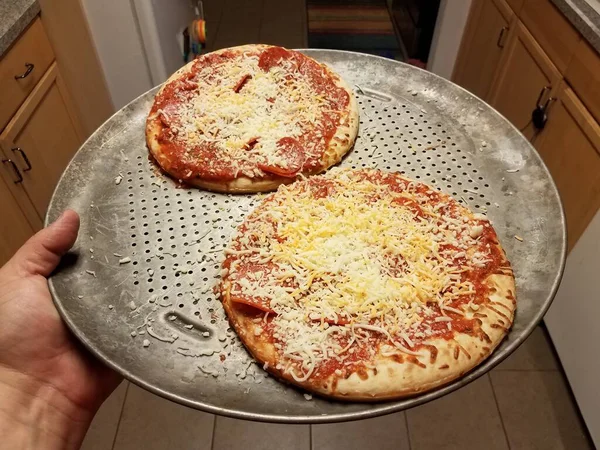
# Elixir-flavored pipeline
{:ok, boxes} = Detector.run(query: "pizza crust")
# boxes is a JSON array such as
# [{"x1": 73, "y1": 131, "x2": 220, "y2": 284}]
[
  {"x1": 146, "y1": 45, "x2": 359, "y2": 193},
  {"x1": 223, "y1": 272, "x2": 515, "y2": 400}
]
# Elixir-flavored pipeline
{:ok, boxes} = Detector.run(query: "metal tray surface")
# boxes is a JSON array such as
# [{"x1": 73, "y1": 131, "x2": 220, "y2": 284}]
[{"x1": 47, "y1": 50, "x2": 566, "y2": 423}]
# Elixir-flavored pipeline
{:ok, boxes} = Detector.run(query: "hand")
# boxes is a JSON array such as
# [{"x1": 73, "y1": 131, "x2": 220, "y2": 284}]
[{"x1": 0, "y1": 210, "x2": 122, "y2": 449}]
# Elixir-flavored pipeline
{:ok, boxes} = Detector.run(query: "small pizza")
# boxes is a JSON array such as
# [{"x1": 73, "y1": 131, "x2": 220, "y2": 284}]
[
  {"x1": 146, "y1": 45, "x2": 358, "y2": 192},
  {"x1": 219, "y1": 168, "x2": 516, "y2": 400}
]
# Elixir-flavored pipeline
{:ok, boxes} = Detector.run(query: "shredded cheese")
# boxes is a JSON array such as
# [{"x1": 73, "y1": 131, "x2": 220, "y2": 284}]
[
  {"x1": 223, "y1": 169, "x2": 497, "y2": 379},
  {"x1": 157, "y1": 49, "x2": 345, "y2": 177}
]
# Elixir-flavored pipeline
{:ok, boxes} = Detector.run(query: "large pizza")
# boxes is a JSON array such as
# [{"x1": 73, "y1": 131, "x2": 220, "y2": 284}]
[
  {"x1": 146, "y1": 45, "x2": 359, "y2": 193},
  {"x1": 219, "y1": 168, "x2": 516, "y2": 400}
]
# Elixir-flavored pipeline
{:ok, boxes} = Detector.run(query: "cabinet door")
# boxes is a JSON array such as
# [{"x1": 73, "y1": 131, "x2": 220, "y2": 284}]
[
  {"x1": 488, "y1": 20, "x2": 561, "y2": 142},
  {"x1": 536, "y1": 82, "x2": 600, "y2": 251},
  {"x1": 0, "y1": 62, "x2": 83, "y2": 220},
  {"x1": 0, "y1": 175, "x2": 34, "y2": 265},
  {"x1": 452, "y1": 0, "x2": 514, "y2": 100}
]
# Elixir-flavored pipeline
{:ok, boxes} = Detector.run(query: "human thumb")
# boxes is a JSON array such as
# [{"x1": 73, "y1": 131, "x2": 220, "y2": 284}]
[{"x1": 8, "y1": 209, "x2": 80, "y2": 278}]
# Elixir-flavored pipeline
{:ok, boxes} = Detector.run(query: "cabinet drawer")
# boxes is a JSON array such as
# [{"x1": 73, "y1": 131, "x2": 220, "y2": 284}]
[
  {"x1": 537, "y1": 83, "x2": 600, "y2": 250},
  {"x1": 520, "y1": 0, "x2": 579, "y2": 73},
  {"x1": 566, "y1": 40, "x2": 600, "y2": 124},
  {"x1": 0, "y1": 18, "x2": 54, "y2": 131}
]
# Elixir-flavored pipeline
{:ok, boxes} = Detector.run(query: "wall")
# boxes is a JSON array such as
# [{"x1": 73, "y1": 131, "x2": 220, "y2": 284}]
[
  {"x1": 79, "y1": 0, "x2": 153, "y2": 109},
  {"x1": 428, "y1": 0, "x2": 473, "y2": 79},
  {"x1": 545, "y1": 209, "x2": 600, "y2": 446}
]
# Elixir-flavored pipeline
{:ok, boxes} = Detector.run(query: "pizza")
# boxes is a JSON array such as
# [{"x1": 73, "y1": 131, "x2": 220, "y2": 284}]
[
  {"x1": 219, "y1": 168, "x2": 516, "y2": 400},
  {"x1": 146, "y1": 45, "x2": 359, "y2": 193}
]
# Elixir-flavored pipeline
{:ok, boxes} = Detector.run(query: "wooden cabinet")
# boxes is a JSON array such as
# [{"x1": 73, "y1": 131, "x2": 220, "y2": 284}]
[
  {"x1": 454, "y1": 0, "x2": 600, "y2": 250},
  {"x1": 520, "y1": 0, "x2": 580, "y2": 73},
  {"x1": 505, "y1": 0, "x2": 524, "y2": 13},
  {"x1": 535, "y1": 83, "x2": 600, "y2": 250},
  {"x1": 566, "y1": 40, "x2": 600, "y2": 124},
  {"x1": 488, "y1": 21, "x2": 561, "y2": 142},
  {"x1": 453, "y1": 0, "x2": 514, "y2": 100},
  {"x1": 0, "y1": 62, "x2": 82, "y2": 220},
  {"x1": 0, "y1": 10, "x2": 112, "y2": 264},
  {"x1": 0, "y1": 176, "x2": 34, "y2": 265},
  {"x1": 0, "y1": 18, "x2": 54, "y2": 130}
]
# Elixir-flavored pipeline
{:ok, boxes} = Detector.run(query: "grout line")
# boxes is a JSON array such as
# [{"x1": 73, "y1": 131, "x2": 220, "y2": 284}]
[
  {"x1": 487, "y1": 374, "x2": 512, "y2": 450},
  {"x1": 110, "y1": 381, "x2": 131, "y2": 450},
  {"x1": 403, "y1": 411, "x2": 413, "y2": 450},
  {"x1": 210, "y1": 414, "x2": 218, "y2": 450},
  {"x1": 309, "y1": 424, "x2": 313, "y2": 450}
]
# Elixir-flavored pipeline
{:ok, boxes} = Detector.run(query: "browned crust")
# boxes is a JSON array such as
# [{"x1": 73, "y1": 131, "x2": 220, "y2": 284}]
[
  {"x1": 145, "y1": 45, "x2": 359, "y2": 193},
  {"x1": 219, "y1": 175, "x2": 516, "y2": 400},
  {"x1": 222, "y1": 272, "x2": 515, "y2": 400}
]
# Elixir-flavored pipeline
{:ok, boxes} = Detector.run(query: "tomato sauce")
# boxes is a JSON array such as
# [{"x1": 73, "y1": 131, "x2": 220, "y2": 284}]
[{"x1": 149, "y1": 47, "x2": 350, "y2": 181}]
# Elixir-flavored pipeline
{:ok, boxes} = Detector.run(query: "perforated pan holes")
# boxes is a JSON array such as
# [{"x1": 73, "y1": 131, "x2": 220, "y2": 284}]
[
  {"x1": 352, "y1": 94, "x2": 493, "y2": 210},
  {"x1": 123, "y1": 162, "x2": 233, "y2": 326}
]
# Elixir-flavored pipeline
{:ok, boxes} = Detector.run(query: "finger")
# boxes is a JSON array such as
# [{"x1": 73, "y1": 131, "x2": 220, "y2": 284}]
[{"x1": 9, "y1": 210, "x2": 80, "y2": 278}]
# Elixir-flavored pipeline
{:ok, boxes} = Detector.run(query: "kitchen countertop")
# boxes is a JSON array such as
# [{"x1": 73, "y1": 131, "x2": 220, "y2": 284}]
[
  {"x1": 552, "y1": 0, "x2": 600, "y2": 53},
  {"x1": 0, "y1": 0, "x2": 40, "y2": 57}
]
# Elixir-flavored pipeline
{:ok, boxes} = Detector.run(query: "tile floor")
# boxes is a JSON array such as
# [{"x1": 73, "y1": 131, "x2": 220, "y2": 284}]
[
  {"x1": 80, "y1": 324, "x2": 593, "y2": 450},
  {"x1": 80, "y1": 1, "x2": 592, "y2": 448}
]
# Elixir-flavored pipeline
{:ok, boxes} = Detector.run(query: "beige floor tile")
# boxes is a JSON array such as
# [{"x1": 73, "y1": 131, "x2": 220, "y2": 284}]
[
  {"x1": 212, "y1": 416, "x2": 310, "y2": 450},
  {"x1": 496, "y1": 325, "x2": 560, "y2": 371},
  {"x1": 80, "y1": 381, "x2": 129, "y2": 450},
  {"x1": 112, "y1": 384, "x2": 215, "y2": 450},
  {"x1": 491, "y1": 371, "x2": 592, "y2": 450},
  {"x1": 312, "y1": 412, "x2": 410, "y2": 450},
  {"x1": 213, "y1": 20, "x2": 261, "y2": 50},
  {"x1": 407, "y1": 375, "x2": 508, "y2": 450}
]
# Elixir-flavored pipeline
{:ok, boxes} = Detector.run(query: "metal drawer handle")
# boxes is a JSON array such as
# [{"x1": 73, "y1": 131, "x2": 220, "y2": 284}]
[
  {"x1": 14, "y1": 63, "x2": 34, "y2": 80},
  {"x1": 497, "y1": 27, "x2": 509, "y2": 48},
  {"x1": 536, "y1": 85, "x2": 551, "y2": 108},
  {"x1": 12, "y1": 147, "x2": 32, "y2": 171},
  {"x1": 2, "y1": 159, "x2": 23, "y2": 183}
]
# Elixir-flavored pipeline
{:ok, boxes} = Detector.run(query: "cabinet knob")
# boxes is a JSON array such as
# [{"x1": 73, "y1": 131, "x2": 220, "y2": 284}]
[
  {"x1": 2, "y1": 159, "x2": 23, "y2": 183},
  {"x1": 14, "y1": 63, "x2": 34, "y2": 80},
  {"x1": 12, "y1": 148, "x2": 32, "y2": 171}
]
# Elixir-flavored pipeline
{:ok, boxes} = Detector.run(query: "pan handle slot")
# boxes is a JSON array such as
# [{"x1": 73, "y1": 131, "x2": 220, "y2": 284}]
[
  {"x1": 354, "y1": 85, "x2": 393, "y2": 102},
  {"x1": 164, "y1": 311, "x2": 212, "y2": 337}
]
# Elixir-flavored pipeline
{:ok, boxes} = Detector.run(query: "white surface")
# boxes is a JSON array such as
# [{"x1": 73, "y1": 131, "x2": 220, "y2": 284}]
[
  {"x1": 545, "y1": 209, "x2": 600, "y2": 446},
  {"x1": 132, "y1": 0, "x2": 196, "y2": 86},
  {"x1": 428, "y1": 0, "x2": 473, "y2": 79},
  {"x1": 80, "y1": 0, "x2": 153, "y2": 109}
]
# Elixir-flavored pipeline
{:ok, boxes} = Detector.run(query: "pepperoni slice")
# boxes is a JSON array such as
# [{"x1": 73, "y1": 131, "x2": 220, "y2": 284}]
[
  {"x1": 258, "y1": 137, "x2": 305, "y2": 177},
  {"x1": 258, "y1": 46, "x2": 293, "y2": 71},
  {"x1": 233, "y1": 74, "x2": 251, "y2": 93},
  {"x1": 229, "y1": 262, "x2": 278, "y2": 313},
  {"x1": 230, "y1": 294, "x2": 274, "y2": 313}
]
